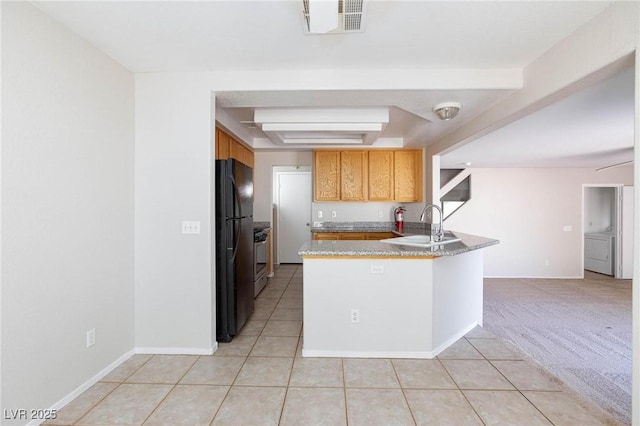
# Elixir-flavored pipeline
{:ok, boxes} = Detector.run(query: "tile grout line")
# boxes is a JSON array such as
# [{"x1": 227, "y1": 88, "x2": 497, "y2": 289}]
[
  {"x1": 71, "y1": 354, "x2": 156, "y2": 425},
  {"x1": 389, "y1": 359, "x2": 418, "y2": 426},
  {"x1": 139, "y1": 355, "x2": 200, "y2": 425},
  {"x1": 210, "y1": 264, "x2": 295, "y2": 425},
  {"x1": 437, "y1": 352, "x2": 487, "y2": 425},
  {"x1": 465, "y1": 337, "x2": 559, "y2": 425},
  {"x1": 341, "y1": 358, "x2": 349, "y2": 425}
]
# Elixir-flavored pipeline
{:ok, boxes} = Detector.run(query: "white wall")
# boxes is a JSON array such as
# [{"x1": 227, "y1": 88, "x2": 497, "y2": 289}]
[
  {"x1": 584, "y1": 186, "x2": 617, "y2": 233},
  {"x1": 1, "y1": 2, "x2": 134, "y2": 421},
  {"x1": 444, "y1": 167, "x2": 633, "y2": 278},
  {"x1": 254, "y1": 151, "x2": 312, "y2": 222},
  {"x1": 135, "y1": 75, "x2": 215, "y2": 352}
]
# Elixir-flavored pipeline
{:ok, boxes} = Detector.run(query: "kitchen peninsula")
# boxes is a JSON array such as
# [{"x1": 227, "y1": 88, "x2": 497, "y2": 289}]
[{"x1": 298, "y1": 224, "x2": 498, "y2": 359}]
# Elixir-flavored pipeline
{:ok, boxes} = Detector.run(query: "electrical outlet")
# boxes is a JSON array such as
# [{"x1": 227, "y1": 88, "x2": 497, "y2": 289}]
[
  {"x1": 370, "y1": 265, "x2": 384, "y2": 274},
  {"x1": 378, "y1": 210, "x2": 384, "y2": 219},
  {"x1": 318, "y1": 211, "x2": 323, "y2": 219},
  {"x1": 331, "y1": 211, "x2": 337, "y2": 218},
  {"x1": 86, "y1": 329, "x2": 96, "y2": 348},
  {"x1": 181, "y1": 221, "x2": 201, "y2": 234},
  {"x1": 351, "y1": 309, "x2": 360, "y2": 323},
  {"x1": 563, "y1": 225, "x2": 572, "y2": 232},
  {"x1": 544, "y1": 259, "x2": 550, "y2": 267}
]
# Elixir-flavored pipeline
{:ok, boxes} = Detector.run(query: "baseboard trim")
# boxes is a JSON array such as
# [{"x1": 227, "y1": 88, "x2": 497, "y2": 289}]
[
  {"x1": 135, "y1": 343, "x2": 217, "y2": 355},
  {"x1": 28, "y1": 349, "x2": 135, "y2": 426},
  {"x1": 301, "y1": 348, "x2": 436, "y2": 359},
  {"x1": 28, "y1": 342, "x2": 218, "y2": 426},
  {"x1": 484, "y1": 275, "x2": 584, "y2": 279},
  {"x1": 430, "y1": 322, "x2": 479, "y2": 357}
]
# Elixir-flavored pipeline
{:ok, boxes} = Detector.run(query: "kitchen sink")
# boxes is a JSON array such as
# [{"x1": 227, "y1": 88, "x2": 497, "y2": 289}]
[{"x1": 380, "y1": 234, "x2": 461, "y2": 248}]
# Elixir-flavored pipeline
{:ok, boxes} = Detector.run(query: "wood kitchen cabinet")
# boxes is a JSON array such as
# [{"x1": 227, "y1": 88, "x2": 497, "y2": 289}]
[
  {"x1": 216, "y1": 128, "x2": 231, "y2": 160},
  {"x1": 368, "y1": 150, "x2": 394, "y2": 201},
  {"x1": 364, "y1": 232, "x2": 395, "y2": 240},
  {"x1": 394, "y1": 149, "x2": 422, "y2": 202},
  {"x1": 314, "y1": 149, "x2": 422, "y2": 202},
  {"x1": 340, "y1": 151, "x2": 368, "y2": 201},
  {"x1": 230, "y1": 139, "x2": 254, "y2": 168},
  {"x1": 313, "y1": 232, "x2": 341, "y2": 240},
  {"x1": 314, "y1": 150, "x2": 368, "y2": 201},
  {"x1": 313, "y1": 232, "x2": 395, "y2": 240},
  {"x1": 215, "y1": 127, "x2": 254, "y2": 168},
  {"x1": 314, "y1": 151, "x2": 341, "y2": 201}
]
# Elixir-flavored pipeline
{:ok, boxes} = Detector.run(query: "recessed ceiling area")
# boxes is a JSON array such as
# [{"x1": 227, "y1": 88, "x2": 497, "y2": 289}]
[
  {"x1": 215, "y1": 89, "x2": 517, "y2": 150},
  {"x1": 253, "y1": 108, "x2": 389, "y2": 145}
]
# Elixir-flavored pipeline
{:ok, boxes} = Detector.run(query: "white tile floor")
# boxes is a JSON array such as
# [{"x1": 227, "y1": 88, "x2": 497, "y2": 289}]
[{"x1": 47, "y1": 264, "x2": 621, "y2": 425}]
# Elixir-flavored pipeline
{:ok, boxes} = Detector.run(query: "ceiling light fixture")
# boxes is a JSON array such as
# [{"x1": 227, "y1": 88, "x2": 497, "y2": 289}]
[{"x1": 433, "y1": 102, "x2": 462, "y2": 121}]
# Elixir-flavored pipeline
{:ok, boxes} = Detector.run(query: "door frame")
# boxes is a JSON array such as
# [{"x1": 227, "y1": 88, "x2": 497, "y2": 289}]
[
  {"x1": 581, "y1": 183, "x2": 631, "y2": 278},
  {"x1": 272, "y1": 166, "x2": 312, "y2": 265}
]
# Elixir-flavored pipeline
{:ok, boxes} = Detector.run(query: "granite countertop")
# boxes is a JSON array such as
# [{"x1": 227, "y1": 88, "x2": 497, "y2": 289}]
[
  {"x1": 300, "y1": 223, "x2": 499, "y2": 257},
  {"x1": 311, "y1": 221, "x2": 433, "y2": 234},
  {"x1": 254, "y1": 221, "x2": 271, "y2": 231}
]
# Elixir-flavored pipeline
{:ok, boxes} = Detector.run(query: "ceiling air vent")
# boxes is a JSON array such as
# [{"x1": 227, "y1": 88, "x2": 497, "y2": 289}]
[{"x1": 303, "y1": 0, "x2": 366, "y2": 34}]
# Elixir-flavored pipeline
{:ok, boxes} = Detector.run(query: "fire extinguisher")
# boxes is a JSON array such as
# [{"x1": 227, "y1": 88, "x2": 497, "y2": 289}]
[{"x1": 394, "y1": 206, "x2": 406, "y2": 232}]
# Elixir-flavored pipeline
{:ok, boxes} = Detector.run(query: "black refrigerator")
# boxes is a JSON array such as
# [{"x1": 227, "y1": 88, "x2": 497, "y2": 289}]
[{"x1": 215, "y1": 159, "x2": 254, "y2": 343}]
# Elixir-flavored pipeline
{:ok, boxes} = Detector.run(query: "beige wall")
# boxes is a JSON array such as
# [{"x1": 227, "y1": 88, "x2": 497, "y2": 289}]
[
  {"x1": 253, "y1": 151, "x2": 313, "y2": 222},
  {"x1": 444, "y1": 167, "x2": 633, "y2": 278},
  {"x1": 2, "y1": 3, "x2": 135, "y2": 420}
]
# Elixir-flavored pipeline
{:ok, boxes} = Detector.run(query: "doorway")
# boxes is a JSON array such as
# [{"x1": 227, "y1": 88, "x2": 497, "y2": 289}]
[
  {"x1": 273, "y1": 166, "x2": 312, "y2": 264},
  {"x1": 583, "y1": 184, "x2": 634, "y2": 279}
]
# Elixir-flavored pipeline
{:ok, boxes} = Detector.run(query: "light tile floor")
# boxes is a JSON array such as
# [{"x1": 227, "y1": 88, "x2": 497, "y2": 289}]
[{"x1": 48, "y1": 264, "x2": 621, "y2": 425}]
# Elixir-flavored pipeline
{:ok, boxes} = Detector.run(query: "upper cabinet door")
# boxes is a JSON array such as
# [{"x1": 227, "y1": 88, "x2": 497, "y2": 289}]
[
  {"x1": 314, "y1": 150, "x2": 341, "y2": 201},
  {"x1": 340, "y1": 151, "x2": 368, "y2": 201},
  {"x1": 216, "y1": 127, "x2": 255, "y2": 168},
  {"x1": 216, "y1": 129, "x2": 231, "y2": 159},
  {"x1": 394, "y1": 150, "x2": 423, "y2": 202},
  {"x1": 313, "y1": 149, "x2": 422, "y2": 202},
  {"x1": 368, "y1": 150, "x2": 394, "y2": 201}
]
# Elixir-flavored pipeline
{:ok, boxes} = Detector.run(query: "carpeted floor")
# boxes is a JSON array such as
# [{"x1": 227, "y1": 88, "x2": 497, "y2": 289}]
[{"x1": 483, "y1": 271, "x2": 632, "y2": 425}]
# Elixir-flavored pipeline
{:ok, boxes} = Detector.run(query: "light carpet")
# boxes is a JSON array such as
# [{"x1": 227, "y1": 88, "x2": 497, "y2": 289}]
[{"x1": 483, "y1": 272, "x2": 632, "y2": 425}]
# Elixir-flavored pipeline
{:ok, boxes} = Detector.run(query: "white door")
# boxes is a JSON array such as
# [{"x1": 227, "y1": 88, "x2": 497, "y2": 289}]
[
  {"x1": 617, "y1": 186, "x2": 634, "y2": 279},
  {"x1": 276, "y1": 170, "x2": 312, "y2": 263}
]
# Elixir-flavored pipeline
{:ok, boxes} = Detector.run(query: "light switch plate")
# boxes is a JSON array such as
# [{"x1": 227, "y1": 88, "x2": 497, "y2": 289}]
[
  {"x1": 182, "y1": 221, "x2": 201, "y2": 234},
  {"x1": 86, "y1": 328, "x2": 96, "y2": 348}
]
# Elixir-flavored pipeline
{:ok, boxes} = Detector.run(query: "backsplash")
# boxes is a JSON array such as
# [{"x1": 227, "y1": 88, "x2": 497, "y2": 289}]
[{"x1": 311, "y1": 201, "x2": 425, "y2": 222}]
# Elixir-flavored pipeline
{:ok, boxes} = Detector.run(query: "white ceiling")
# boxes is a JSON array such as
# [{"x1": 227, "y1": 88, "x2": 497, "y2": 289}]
[
  {"x1": 440, "y1": 67, "x2": 635, "y2": 168},
  {"x1": 32, "y1": 0, "x2": 634, "y2": 167}
]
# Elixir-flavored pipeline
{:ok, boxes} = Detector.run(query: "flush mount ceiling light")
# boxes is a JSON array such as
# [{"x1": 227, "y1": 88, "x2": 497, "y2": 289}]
[
  {"x1": 302, "y1": 0, "x2": 367, "y2": 34},
  {"x1": 433, "y1": 102, "x2": 462, "y2": 121},
  {"x1": 254, "y1": 108, "x2": 388, "y2": 145}
]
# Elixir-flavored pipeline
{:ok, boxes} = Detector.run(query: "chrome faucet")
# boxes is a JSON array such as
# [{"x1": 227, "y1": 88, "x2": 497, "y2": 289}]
[{"x1": 419, "y1": 204, "x2": 445, "y2": 242}]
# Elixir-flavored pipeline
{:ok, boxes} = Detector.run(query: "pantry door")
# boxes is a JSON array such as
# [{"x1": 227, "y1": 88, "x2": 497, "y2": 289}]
[{"x1": 274, "y1": 167, "x2": 312, "y2": 263}]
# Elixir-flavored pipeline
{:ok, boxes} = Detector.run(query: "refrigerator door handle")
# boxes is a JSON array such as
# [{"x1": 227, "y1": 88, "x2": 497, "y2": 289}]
[
  {"x1": 229, "y1": 175, "x2": 242, "y2": 262},
  {"x1": 229, "y1": 175, "x2": 243, "y2": 219},
  {"x1": 230, "y1": 218, "x2": 241, "y2": 262}
]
